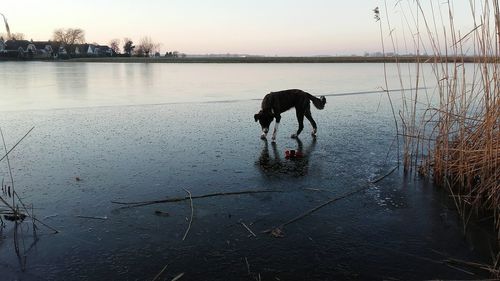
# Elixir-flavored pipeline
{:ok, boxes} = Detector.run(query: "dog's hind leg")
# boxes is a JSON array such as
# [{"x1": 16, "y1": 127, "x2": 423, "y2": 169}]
[
  {"x1": 304, "y1": 109, "x2": 317, "y2": 137},
  {"x1": 291, "y1": 111, "x2": 304, "y2": 138}
]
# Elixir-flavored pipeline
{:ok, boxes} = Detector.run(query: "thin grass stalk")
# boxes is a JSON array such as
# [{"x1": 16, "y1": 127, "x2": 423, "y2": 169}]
[
  {"x1": 0, "y1": 127, "x2": 16, "y2": 209},
  {"x1": 378, "y1": 2, "x2": 401, "y2": 168}
]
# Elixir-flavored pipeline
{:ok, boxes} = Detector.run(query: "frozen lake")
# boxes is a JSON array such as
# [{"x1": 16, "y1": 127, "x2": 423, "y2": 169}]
[{"x1": 0, "y1": 61, "x2": 496, "y2": 280}]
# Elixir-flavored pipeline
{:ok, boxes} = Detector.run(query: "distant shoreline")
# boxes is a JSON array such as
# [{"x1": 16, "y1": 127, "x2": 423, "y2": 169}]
[
  {"x1": 65, "y1": 56, "x2": 494, "y2": 63},
  {"x1": 1, "y1": 56, "x2": 496, "y2": 63}
]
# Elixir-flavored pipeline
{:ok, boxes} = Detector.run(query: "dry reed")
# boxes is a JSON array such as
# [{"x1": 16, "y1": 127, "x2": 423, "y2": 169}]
[{"x1": 378, "y1": 0, "x2": 499, "y2": 276}]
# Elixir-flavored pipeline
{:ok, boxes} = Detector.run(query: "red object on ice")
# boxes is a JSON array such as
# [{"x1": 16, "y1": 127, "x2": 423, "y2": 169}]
[{"x1": 285, "y1": 149, "x2": 303, "y2": 159}]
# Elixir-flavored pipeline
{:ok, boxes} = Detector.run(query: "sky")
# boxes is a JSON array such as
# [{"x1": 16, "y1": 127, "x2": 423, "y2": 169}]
[{"x1": 0, "y1": 1, "x2": 481, "y2": 56}]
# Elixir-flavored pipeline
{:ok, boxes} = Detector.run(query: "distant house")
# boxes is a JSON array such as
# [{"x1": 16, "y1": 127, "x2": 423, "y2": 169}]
[
  {"x1": 0, "y1": 39, "x2": 112, "y2": 59},
  {"x1": 32, "y1": 41, "x2": 54, "y2": 59},
  {"x1": 0, "y1": 37, "x2": 5, "y2": 53},
  {"x1": 87, "y1": 45, "x2": 96, "y2": 55},
  {"x1": 73, "y1": 43, "x2": 113, "y2": 57},
  {"x1": 3, "y1": 40, "x2": 36, "y2": 58},
  {"x1": 74, "y1": 44, "x2": 92, "y2": 56},
  {"x1": 96, "y1": 45, "x2": 113, "y2": 57},
  {"x1": 57, "y1": 45, "x2": 68, "y2": 56}
]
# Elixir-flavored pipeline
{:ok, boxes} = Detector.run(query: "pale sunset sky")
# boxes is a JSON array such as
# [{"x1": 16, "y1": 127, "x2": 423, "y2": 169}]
[{"x1": 1, "y1": 1, "x2": 478, "y2": 56}]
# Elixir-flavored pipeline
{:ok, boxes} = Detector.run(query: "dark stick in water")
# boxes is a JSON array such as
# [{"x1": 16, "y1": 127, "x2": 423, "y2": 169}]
[
  {"x1": 111, "y1": 189, "x2": 282, "y2": 209},
  {"x1": 263, "y1": 167, "x2": 398, "y2": 235},
  {"x1": 262, "y1": 185, "x2": 370, "y2": 235}
]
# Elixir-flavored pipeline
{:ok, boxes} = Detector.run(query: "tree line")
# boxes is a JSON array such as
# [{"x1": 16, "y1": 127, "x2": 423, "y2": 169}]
[
  {"x1": 53, "y1": 28, "x2": 180, "y2": 57},
  {"x1": 115, "y1": 37, "x2": 183, "y2": 58},
  {"x1": 2, "y1": 27, "x2": 182, "y2": 58}
]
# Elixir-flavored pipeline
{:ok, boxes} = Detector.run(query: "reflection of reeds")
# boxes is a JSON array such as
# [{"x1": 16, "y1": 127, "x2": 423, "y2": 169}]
[{"x1": 378, "y1": 0, "x2": 499, "y2": 276}]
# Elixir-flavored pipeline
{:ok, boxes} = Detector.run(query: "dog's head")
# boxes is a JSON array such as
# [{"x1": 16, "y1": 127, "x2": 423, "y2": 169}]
[{"x1": 254, "y1": 110, "x2": 274, "y2": 133}]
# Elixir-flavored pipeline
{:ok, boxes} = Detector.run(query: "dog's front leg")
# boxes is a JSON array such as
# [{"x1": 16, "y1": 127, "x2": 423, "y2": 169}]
[
  {"x1": 261, "y1": 129, "x2": 268, "y2": 140},
  {"x1": 271, "y1": 122, "x2": 279, "y2": 142},
  {"x1": 271, "y1": 115, "x2": 281, "y2": 142}
]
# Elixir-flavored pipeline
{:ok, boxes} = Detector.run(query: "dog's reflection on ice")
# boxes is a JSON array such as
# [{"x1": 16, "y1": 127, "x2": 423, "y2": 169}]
[{"x1": 257, "y1": 137, "x2": 316, "y2": 177}]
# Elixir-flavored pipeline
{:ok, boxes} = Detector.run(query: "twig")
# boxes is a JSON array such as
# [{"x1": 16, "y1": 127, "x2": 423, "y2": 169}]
[
  {"x1": 445, "y1": 257, "x2": 496, "y2": 273},
  {"x1": 304, "y1": 188, "x2": 327, "y2": 192},
  {"x1": 262, "y1": 185, "x2": 370, "y2": 234},
  {"x1": 245, "y1": 257, "x2": 251, "y2": 274},
  {"x1": 241, "y1": 222, "x2": 257, "y2": 237},
  {"x1": 0, "y1": 126, "x2": 35, "y2": 163},
  {"x1": 154, "y1": 210, "x2": 170, "y2": 217},
  {"x1": 0, "y1": 195, "x2": 14, "y2": 211},
  {"x1": 151, "y1": 263, "x2": 169, "y2": 281},
  {"x1": 444, "y1": 263, "x2": 475, "y2": 276},
  {"x1": 76, "y1": 215, "x2": 108, "y2": 220},
  {"x1": 171, "y1": 272, "x2": 184, "y2": 281},
  {"x1": 182, "y1": 188, "x2": 193, "y2": 241},
  {"x1": 43, "y1": 214, "x2": 58, "y2": 220},
  {"x1": 112, "y1": 190, "x2": 281, "y2": 209},
  {"x1": 31, "y1": 217, "x2": 59, "y2": 234},
  {"x1": 370, "y1": 166, "x2": 398, "y2": 184},
  {"x1": 261, "y1": 167, "x2": 399, "y2": 235}
]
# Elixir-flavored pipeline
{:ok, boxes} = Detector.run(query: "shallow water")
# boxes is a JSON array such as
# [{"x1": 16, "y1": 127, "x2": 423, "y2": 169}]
[{"x1": 0, "y1": 62, "x2": 496, "y2": 280}]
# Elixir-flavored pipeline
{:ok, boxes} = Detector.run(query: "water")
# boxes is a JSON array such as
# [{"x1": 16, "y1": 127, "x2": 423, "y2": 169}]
[
  {"x1": 0, "y1": 62, "x2": 400, "y2": 111},
  {"x1": 0, "y1": 62, "x2": 496, "y2": 280}
]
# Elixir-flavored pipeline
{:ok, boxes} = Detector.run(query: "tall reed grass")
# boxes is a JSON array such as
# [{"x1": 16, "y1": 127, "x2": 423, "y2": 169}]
[{"x1": 377, "y1": 0, "x2": 499, "y2": 276}]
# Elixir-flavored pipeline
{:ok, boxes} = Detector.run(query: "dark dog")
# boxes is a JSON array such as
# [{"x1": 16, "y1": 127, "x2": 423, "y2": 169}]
[{"x1": 254, "y1": 89, "x2": 326, "y2": 141}]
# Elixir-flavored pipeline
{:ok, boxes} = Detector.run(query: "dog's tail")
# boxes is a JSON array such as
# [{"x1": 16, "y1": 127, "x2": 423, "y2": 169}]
[{"x1": 309, "y1": 94, "x2": 326, "y2": 110}]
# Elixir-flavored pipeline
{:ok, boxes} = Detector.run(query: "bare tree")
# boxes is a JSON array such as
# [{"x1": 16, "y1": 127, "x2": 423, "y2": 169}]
[
  {"x1": 153, "y1": 42, "x2": 162, "y2": 55},
  {"x1": 136, "y1": 36, "x2": 155, "y2": 57},
  {"x1": 135, "y1": 45, "x2": 145, "y2": 57},
  {"x1": 123, "y1": 38, "x2": 135, "y2": 56},
  {"x1": 109, "y1": 39, "x2": 120, "y2": 54},
  {"x1": 53, "y1": 28, "x2": 85, "y2": 54}
]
